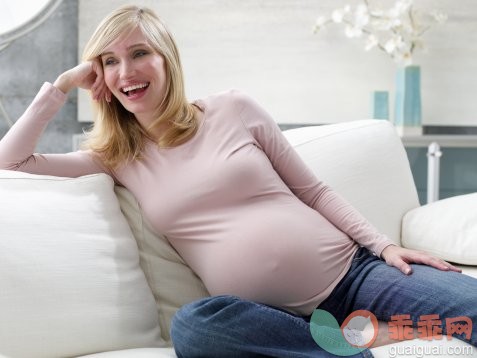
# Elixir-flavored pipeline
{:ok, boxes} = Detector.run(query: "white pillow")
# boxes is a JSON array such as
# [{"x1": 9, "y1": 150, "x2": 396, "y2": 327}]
[
  {"x1": 402, "y1": 193, "x2": 477, "y2": 265},
  {"x1": 0, "y1": 171, "x2": 164, "y2": 358},
  {"x1": 115, "y1": 187, "x2": 209, "y2": 344}
]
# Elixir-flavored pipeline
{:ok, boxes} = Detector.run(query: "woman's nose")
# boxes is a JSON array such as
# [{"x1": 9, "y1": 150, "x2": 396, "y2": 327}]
[{"x1": 120, "y1": 60, "x2": 135, "y2": 79}]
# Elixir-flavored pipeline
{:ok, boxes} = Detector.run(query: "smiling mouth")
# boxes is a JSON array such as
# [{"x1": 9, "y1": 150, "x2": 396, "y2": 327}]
[{"x1": 121, "y1": 82, "x2": 150, "y2": 97}]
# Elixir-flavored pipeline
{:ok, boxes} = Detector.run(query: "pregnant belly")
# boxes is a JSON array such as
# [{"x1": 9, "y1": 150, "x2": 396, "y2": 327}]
[{"x1": 181, "y1": 203, "x2": 357, "y2": 310}]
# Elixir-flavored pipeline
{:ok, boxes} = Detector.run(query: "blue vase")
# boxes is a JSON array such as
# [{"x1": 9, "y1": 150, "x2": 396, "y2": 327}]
[
  {"x1": 394, "y1": 65, "x2": 422, "y2": 135},
  {"x1": 371, "y1": 91, "x2": 389, "y2": 120}
]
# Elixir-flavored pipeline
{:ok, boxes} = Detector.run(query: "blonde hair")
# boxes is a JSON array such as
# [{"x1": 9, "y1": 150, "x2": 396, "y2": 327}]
[{"x1": 81, "y1": 5, "x2": 197, "y2": 169}]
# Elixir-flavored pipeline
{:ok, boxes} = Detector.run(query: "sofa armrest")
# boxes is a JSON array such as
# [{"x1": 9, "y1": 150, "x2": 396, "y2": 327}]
[{"x1": 402, "y1": 193, "x2": 477, "y2": 265}]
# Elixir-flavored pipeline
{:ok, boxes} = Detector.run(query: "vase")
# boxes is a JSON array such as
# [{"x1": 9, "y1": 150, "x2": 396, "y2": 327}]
[
  {"x1": 371, "y1": 91, "x2": 389, "y2": 120},
  {"x1": 394, "y1": 65, "x2": 422, "y2": 136}
]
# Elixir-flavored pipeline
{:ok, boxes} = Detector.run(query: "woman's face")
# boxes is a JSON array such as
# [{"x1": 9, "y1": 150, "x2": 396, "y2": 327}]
[{"x1": 100, "y1": 27, "x2": 167, "y2": 126}]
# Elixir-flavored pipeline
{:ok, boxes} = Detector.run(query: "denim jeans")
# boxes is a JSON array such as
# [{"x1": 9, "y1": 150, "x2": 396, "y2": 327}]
[{"x1": 170, "y1": 247, "x2": 477, "y2": 357}]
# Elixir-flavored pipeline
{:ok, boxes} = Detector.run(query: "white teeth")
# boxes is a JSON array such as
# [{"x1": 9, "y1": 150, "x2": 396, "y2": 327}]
[{"x1": 122, "y1": 83, "x2": 148, "y2": 92}]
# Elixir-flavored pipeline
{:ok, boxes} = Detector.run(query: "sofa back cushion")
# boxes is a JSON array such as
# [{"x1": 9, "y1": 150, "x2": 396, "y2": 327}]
[
  {"x1": 0, "y1": 171, "x2": 164, "y2": 358},
  {"x1": 283, "y1": 120, "x2": 420, "y2": 244},
  {"x1": 115, "y1": 187, "x2": 210, "y2": 343}
]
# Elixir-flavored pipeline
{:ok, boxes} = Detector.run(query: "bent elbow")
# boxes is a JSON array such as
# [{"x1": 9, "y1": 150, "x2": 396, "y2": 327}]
[{"x1": 0, "y1": 156, "x2": 35, "y2": 172}]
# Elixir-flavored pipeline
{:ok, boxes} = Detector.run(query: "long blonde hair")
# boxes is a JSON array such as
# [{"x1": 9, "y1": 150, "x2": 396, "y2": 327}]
[{"x1": 82, "y1": 5, "x2": 197, "y2": 169}]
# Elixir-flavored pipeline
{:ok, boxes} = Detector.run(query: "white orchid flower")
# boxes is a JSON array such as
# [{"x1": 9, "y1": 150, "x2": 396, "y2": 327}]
[
  {"x1": 369, "y1": 9, "x2": 384, "y2": 17},
  {"x1": 395, "y1": 35, "x2": 407, "y2": 50},
  {"x1": 394, "y1": 0, "x2": 413, "y2": 14},
  {"x1": 332, "y1": 8, "x2": 346, "y2": 23},
  {"x1": 354, "y1": 4, "x2": 370, "y2": 27},
  {"x1": 314, "y1": 15, "x2": 328, "y2": 31},
  {"x1": 371, "y1": 18, "x2": 393, "y2": 31},
  {"x1": 431, "y1": 10, "x2": 448, "y2": 23},
  {"x1": 387, "y1": 7, "x2": 399, "y2": 19},
  {"x1": 356, "y1": 3, "x2": 368, "y2": 16},
  {"x1": 365, "y1": 34, "x2": 378, "y2": 51},
  {"x1": 384, "y1": 38, "x2": 397, "y2": 54},
  {"x1": 313, "y1": 0, "x2": 446, "y2": 65},
  {"x1": 345, "y1": 24, "x2": 363, "y2": 38}
]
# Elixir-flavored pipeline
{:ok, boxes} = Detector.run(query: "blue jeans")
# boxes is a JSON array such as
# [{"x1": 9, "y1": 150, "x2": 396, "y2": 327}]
[{"x1": 170, "y1": 247, "x2": 477, "y2": 357}]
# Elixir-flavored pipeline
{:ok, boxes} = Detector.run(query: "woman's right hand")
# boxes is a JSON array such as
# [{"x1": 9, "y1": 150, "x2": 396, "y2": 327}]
[{"x1": 53, "y1": 61, "x2": 111, "y2": 102}]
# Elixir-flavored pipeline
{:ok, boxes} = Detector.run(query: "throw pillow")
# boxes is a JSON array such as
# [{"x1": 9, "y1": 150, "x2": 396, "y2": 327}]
[
  {"x1": 0, "y1": 171, "x2": 164, "y2": 358},
  {"x1": 402, "y1": 193, "x2": 477, "y2": 265}
]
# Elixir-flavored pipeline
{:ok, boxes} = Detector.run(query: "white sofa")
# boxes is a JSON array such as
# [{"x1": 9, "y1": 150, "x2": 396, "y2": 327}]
[{"x1": 0, "y1": 119, "x2": 475, "y2": 358}]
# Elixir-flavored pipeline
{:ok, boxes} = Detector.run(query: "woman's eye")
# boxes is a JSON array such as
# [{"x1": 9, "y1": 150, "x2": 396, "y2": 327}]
[
  {"x1": 103, "y1": 57, "x2": 116, "y2": 66},
  {"x1": 134, "y1": 50, "x2": 148, "y2": 58}
]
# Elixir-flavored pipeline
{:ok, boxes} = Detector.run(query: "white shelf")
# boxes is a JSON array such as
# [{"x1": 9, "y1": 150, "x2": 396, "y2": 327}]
[{"x1": 401, "y1": 135, "x2": 477, "y2": 148}]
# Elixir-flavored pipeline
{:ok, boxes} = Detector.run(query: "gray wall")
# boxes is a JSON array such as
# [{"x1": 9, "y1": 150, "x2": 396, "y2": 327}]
[{"x1": 0, "y1": 0, "x2": 84, "y2": 153}]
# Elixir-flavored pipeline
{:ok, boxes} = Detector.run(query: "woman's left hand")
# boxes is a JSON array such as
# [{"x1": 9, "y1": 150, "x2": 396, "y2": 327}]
[
  {"x1": 380, "y1": 245, "x2": 462, "y2": 275},
  {"x1": 53, "y1": 60, "x2": 111, "y2": 102}
]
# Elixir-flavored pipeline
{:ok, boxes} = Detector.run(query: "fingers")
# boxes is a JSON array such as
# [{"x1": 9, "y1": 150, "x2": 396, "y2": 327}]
[
  {"x1": 420, "y1": 255, "x2": 462, "y2": 273},
  {"x1": 447, "y1": 263, "x2": 462, "y2": 273},
  {"x1": 400, "y1": 262, "x2": 412, "y2": 275},
  {"x1": 384, "y1": 246, "x2": 462, "y2": 275},
  {"x1": 90, "y1": 60, "x2": 111, "y2": 102},
  {"x1": 91, "y1": 80, "x2": 107, "y2": 101},
  {"x1": 105, "y1": 88, "x2": 112, "y2": 103},
  {"x1": 382, "y1": 245, "x2": 413, "y2": 274},
  {"x1": 391, "y1": 258, "x2": 412, "y2": 275},
  {"x1": 90, "y1": 61, "x2": 105, "y2": 101},
  {"x1": 54, "y1": 61, "x2": 112, "y2": 102}
]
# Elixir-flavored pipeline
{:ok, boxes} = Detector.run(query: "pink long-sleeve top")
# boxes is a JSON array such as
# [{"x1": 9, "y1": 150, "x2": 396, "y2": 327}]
[{"x1": 0, "y1": 83, "x2": 394, "y2": 315}]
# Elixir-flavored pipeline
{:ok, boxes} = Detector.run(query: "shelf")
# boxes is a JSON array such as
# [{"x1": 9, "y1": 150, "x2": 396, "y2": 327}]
[{"x1": 401, "y1": 135, "x2": 477, "y2": 148}]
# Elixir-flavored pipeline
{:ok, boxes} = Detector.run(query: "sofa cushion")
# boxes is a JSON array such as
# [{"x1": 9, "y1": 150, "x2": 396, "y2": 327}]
[
  {"x1": 115, "y1": 187, "x2": 210, "y2": 343},
  {"x1": 0, "y1": 171, "x2": 164, "y2": 358},
  {"x1": 402, "y1": 193, "x2": 477, "y2": 265}
]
